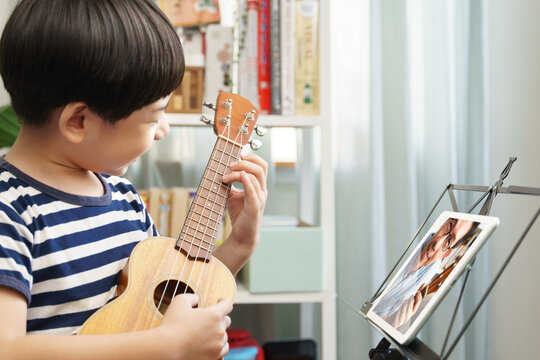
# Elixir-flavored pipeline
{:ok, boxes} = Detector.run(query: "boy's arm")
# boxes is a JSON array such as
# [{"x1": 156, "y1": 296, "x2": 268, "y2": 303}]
[
  {"x1": 215, "y1": 154, "x2": 268, "y2": 275},
  {"x1": 0, "y1": 287, "x2": 232, "y2": 360}
]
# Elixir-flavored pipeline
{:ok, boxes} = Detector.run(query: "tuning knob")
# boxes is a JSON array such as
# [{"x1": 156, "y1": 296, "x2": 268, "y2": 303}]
[
  {"x1": 248, "y1": 139, "x2": 262, "y2": 151},
  {"x1": 202, "y1": 100, "x2": 217, "y2": 111},
  {"x1": 254, "y1": 125, "x2": 267, "y2": 136},
  {"x1": 200, "y1": 114, "x2": 214, "y2": 126}
]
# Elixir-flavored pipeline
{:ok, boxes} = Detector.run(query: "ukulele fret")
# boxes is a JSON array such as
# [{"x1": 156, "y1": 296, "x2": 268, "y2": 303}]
[
  {"x1": 190, "y1": 208, "x2": 221, "y2": 223},
  {"x1": 199, "y1": 181, "x2": 229, "y2": 197},
  {"x1": 204, "y1": 168, "x2": 227, "y2": 179},
  {"x1": 179, "y1": 232, "x2": 215, "y2": 248},
  {"x1": 177, "y1": 236, "x2": 213, "y2": 259},
  {"x1": 186, "y1": 225, "x2": 218, "y2": 238},
  {"x1": 192, "y1": 196, "x2": 226, "y2": 213}
]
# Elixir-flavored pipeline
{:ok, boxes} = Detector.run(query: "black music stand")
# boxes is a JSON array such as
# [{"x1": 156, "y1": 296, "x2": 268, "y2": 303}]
[{"x1": 351, "y1": 157, "x2": 540, "y2": 359}]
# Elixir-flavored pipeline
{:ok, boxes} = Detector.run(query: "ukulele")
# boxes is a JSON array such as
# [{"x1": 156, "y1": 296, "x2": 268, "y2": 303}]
[
  {"x1": 420, "y1": 255, "x2": 462, "y2": 297},
  {"x1": 79, "y1": 92, "x2": 260, "y2": 335},
  {"x1": 420, "y1": 229, "x2": 480, "y2": 297}
]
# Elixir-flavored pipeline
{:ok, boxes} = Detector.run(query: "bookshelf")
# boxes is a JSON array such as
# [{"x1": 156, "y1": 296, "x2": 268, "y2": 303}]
[
  {"x1": 235, "y1": 282, "x2": 326, "y2": 304},
  {"x1": 163, "y1": 0, "x2": 336, "y2": 358}
]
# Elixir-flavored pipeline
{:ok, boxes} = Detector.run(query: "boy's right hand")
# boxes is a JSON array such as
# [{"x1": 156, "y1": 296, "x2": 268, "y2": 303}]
[{"x1": 157, "y1": 294, "x2": 233, "y2": 360}]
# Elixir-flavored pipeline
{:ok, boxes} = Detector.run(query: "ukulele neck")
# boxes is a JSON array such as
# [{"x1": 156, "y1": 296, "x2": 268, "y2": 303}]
[{"x1": 175, "y1": 137, "x2": 242, "y2": 261}]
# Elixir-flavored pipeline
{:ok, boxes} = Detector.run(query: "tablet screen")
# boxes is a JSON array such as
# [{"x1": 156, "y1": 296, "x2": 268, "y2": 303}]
[{"x1": 366, "y1": 211, "x2": 499, "y2": 344}]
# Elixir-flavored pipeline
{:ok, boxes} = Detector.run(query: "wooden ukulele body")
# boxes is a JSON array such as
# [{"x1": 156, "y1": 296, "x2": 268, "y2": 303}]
[{"x1": 79, "y1": 236, "x2": 236, "y2": 334}]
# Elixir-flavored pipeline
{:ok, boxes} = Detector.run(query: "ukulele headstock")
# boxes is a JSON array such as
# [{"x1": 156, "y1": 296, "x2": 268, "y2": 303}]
[{"x1": 210, "y1": 92, "x2": 261, "y2": 147}]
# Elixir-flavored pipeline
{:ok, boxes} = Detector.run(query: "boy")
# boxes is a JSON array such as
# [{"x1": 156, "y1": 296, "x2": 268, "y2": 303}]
[{"x1": 0, "y1": 0, "x2": 267, "y2": 359}]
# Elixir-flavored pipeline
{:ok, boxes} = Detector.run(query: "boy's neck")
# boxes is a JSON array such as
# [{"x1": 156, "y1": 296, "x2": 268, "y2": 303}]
[{"x1": 5, "y1": 124, "x2": 105, "y2": 197}]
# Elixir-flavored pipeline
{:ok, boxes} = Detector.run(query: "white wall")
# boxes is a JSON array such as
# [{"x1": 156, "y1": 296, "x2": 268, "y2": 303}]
[
  {"x1": 488, "y1": 0, "x2": 540, "y2": 359},
  {"x1": 0, "y1": 0, "x2": 16, "y2": 106}
]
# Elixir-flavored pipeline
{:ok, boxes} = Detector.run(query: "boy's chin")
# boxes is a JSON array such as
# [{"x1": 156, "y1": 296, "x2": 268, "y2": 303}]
[{"x1": 103, "y1": 166, "x2": 129, "y2": 176}]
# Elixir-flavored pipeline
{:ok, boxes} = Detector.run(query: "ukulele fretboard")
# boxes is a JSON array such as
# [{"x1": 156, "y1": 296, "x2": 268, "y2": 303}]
[{"x1": 175, "y1": 137, "x2": 242, "y2": 261}]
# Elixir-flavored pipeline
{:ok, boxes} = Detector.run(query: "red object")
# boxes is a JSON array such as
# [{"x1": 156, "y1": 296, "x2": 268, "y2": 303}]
[
  {"x1": 227, "y1": 328, "x2": 265, "y2": 360},
  {"x1": 258, "y1": 0, "x2": 271, "y2": 114}
]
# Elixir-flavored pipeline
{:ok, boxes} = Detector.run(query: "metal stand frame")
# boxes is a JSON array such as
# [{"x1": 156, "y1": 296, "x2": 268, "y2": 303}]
[{"x1": 360, "y1": 158, "x2": 540, "y2": 359}]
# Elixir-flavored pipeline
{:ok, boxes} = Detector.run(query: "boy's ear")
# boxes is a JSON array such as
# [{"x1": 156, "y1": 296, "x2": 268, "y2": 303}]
[{"x1": 58, "y1": 102, "x2": 93, "y2": 143}]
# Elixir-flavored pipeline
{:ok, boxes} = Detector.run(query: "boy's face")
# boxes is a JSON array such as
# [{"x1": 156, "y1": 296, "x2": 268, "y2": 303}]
[{"x1": 84, "y1": 96, "x2": 171, "y2": 176}]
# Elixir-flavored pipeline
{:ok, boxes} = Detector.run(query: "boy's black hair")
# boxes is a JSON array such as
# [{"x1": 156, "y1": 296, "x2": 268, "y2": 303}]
[{"x1": 0, "y1": 0, "x2": 184, "y2": 126}]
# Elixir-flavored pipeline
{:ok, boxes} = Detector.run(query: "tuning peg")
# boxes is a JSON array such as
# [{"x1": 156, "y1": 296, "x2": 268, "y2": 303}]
[
  {"x1": 202, "y1": 100, "x2": 217, "y2": 111},
  {"x1": 254, "y1": 125, "x2": 267, "y2": 136},
  {"x1": 200, "y1": 114, "x2": 214, "y2": 126},
  {"x1": 248, "y1": 139, "x2": 262, "y2": 151}
]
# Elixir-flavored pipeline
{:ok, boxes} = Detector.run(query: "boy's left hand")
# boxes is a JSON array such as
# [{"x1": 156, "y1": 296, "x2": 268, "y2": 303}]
[{"x1": 221, "y1": 153, "x2": 268, "y2": 250}]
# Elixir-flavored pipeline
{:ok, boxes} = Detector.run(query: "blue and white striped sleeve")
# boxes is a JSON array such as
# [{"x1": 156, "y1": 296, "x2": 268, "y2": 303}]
[{"x1": 0, "y1": 201, "x2": 33, "y2": 303}]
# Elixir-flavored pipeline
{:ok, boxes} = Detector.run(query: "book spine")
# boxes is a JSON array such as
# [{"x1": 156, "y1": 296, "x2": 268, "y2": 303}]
[
  {"x1": 280, "y1": 0, "x2": 295, "y2": 115},
  {"x1": 204, "y1": 24, "x2": 234, "y2": 102},
  {"x1": 258, "y1": 0, "x2": 271, "y2": 114},
  {"x1": 157, "y1": 190, "x2": 173, "y2": 237},
  {"x1": 237, "y1": 0, "x2": 249, "y2": 97},
  {"x1": 294, "y1": 0, "x2": 319, "y2": 115},
  {"x1": 270, "y1": 0, "x2": 281, "y2": 114},
  {"x1": 245, "y1": 0, "x2": 260, "y2": 107}
]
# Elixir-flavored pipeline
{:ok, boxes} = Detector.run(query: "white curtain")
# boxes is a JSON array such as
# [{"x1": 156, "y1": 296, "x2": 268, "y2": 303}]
[{"x1": 333, "y1": 0, "x2": 490, "y2": 359}]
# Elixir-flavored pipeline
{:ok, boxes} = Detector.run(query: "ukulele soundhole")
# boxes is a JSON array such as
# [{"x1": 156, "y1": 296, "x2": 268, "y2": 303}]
[{"x1": 153, "y1": 279, "x2": 197, "y2": 314}]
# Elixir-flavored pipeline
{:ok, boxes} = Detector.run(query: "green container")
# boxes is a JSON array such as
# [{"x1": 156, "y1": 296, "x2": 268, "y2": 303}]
[
  {"x1": 243, "y1": 225, "x2": 323, "y2": 293},
  {"x1": 0, "y1": 105, "x2": 20, "y2": 148}
]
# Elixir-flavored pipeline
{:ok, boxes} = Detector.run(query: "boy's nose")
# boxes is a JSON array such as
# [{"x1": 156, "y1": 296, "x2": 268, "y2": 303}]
[{"x1": 154, "y1": 117, "x2": 170, "y2": 140}]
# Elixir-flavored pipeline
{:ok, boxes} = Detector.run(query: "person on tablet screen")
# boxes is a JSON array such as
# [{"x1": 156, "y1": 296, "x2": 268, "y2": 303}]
[{"x1": 373, "y1": 217, "x2": 479, "y2": 331}]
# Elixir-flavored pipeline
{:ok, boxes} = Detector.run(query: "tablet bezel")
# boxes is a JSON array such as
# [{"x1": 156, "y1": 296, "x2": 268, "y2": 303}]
[{"x1": 365, "y1": 211, "x2": 499, "y2": 344}]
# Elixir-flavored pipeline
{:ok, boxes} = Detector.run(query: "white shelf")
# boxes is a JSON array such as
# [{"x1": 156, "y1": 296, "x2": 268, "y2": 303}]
[
  {"x1": 235, "y1": 282, "x2": 325, "y2": 304},
  {"x1": 166, "y1": 113, "x2": 323, "y2": 127}
]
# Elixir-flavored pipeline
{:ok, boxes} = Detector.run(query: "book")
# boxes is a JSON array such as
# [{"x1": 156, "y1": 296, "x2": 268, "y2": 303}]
[
  {"x1": 294, "y1": 0, "x2": 319, "y2": 115},
  {"x1": 236, "y1": 0, "x2": 249, "y2": 97},
  {"x1": 204, "y1": 24, "x2": 234, "y2": 102},
  {"x1": 142, "y1": 188, "x2": 178, "y2": 238},
  {"x1": 258, "y1": 0, "x2": 271, "y2": 114},
  {"x1": 270, "y1": 0, "x2": 281, "y2": 114},
  {"x1": 157, "y1": 0, "x2": 221, "y2": 27},
  {"x1": 170, "y1": 187, "x2": 193, "y2": 238},
  {"x1": 280, "y1": 0, "x2": 295, "y2": 115},
  {"x1": 179, "y1": 27, "x2": 205, "y2": 67},
  {"x1": 245, "y1": 0, "x2": 260, "y2": 107},
  {"x1": 147, "y1": 188, "x2": 162, "y2": 232},
  {"x1": 165, "y1": 67, "x2": 204, "y2": 113}
]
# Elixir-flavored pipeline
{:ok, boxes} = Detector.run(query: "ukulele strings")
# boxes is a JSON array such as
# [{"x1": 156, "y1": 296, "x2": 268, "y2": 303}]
[
  {"x1": 151, "y1": 137, "x2": 232, "y2": 329},
  {"x1": 187, "y1": 114, "x2": 249, "y2": 298},
  {"x1": 174, "y1": 105, "x2": 249, "y2": 298},
  {"x1": 170, "y1": 110, "x2": 235, "y2": 299},
  {"x1": 165, "y1": 106, "x2": 247, "y2": 309},
  {"x1": 151, "y1": 101, "x2": 249, "y2": 327}
]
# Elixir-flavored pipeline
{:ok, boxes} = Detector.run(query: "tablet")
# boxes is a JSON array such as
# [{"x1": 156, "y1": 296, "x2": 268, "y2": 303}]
[{"x1": 365, "y1": 211, "x2": 499, "y2": 344}]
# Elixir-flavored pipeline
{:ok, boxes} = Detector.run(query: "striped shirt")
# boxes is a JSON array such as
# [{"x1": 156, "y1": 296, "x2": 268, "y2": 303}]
[{"x1": 0, "y1": 157, "x2": 156, "y2": 334}]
